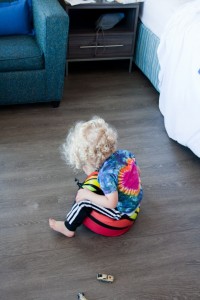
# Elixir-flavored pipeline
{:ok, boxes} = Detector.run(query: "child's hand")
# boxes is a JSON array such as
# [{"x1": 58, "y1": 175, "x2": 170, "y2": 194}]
[{"x1": 75, "y1": 188, "x2": 93, "y2": 203}]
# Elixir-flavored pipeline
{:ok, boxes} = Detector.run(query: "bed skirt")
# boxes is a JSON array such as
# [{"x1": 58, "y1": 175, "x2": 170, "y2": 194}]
[{"x1": 134, "y1": 21, "x2": 160, "y2": 92}]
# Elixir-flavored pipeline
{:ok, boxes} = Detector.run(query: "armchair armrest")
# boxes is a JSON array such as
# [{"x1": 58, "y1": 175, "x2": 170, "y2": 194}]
[{"x1": 32, "y1": 0, "x2": 69, "y2": 100}]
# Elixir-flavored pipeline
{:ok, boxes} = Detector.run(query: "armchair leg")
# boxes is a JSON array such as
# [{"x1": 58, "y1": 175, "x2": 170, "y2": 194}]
[{"x1": 51, "y1": 101, "x2": 60, "y2": 108}]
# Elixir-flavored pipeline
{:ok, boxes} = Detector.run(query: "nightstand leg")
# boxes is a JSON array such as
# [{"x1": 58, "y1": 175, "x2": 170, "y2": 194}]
[
  {"x1": 129, "y1": 58, "x2": 133, "y2": 73},
  {"x1": 65, "y1": 60, "x2": 68, "y2": 76}
]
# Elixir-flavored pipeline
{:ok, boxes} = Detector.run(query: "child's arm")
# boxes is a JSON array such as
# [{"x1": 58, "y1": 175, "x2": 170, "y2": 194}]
[{"x1": 75, "y1": 188, "x2": 118, "y2": 209}]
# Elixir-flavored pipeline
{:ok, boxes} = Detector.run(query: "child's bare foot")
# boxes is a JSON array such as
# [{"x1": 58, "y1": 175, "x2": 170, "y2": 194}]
[{"x1": 49, "y1": 219, "x2": 75, "y2": 237}]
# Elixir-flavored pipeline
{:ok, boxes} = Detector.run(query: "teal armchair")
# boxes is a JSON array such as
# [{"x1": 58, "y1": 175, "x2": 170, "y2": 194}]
[{"x1": 0, "y1": 0, "x2": 69, "y2": 107}]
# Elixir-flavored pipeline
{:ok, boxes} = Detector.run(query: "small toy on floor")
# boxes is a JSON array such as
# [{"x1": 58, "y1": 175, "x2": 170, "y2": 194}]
[
  {"x1": 77, "y1": 292, "x2": 88, "y2": 300},
  {"x1": 97, "y1": 273, "x2": 114, "y2": 283}
]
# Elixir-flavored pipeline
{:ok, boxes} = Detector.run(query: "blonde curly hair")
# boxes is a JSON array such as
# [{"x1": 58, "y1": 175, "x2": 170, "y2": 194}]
[{"x1": 62, "y1": 116, "x2": 118, "y2": 171}]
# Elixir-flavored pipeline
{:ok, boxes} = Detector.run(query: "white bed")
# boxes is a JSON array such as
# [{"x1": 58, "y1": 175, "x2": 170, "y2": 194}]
[
  {"x1": 139, "y1": 0, "x2": 190, "y2": 39},
  {"x1": 135, "y1": 0, "x2": 200, "y2": 158}
]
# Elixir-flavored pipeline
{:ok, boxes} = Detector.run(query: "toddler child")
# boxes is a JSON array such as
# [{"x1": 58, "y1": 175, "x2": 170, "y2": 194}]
[{"x1": 49, "y1": 116, "x2": 143, "y2": 237}]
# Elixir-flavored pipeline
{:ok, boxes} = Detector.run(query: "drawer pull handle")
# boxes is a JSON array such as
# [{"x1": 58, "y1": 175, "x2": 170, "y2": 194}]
[{"x1": 80, "y1": 45, "x2": 124, "y2": 49}]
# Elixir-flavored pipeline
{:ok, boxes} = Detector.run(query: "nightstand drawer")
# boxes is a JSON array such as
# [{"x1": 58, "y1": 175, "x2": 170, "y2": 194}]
[{"x1": 68, "y1": 34, "x2": 133, "y2": 59}]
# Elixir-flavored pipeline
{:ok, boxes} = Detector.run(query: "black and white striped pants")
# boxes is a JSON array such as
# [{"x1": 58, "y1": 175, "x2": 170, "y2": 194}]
[{"x1": 64, "y1": 200, "x2": 122, "y2": 232}]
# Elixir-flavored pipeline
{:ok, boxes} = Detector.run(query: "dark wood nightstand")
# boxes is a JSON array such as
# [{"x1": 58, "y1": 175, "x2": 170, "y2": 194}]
[{"x1": 60, "y1": 0, "x2": 143, "y2": 73}]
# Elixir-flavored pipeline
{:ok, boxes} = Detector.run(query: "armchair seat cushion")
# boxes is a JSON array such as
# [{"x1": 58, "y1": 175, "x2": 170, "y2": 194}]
[{"x1": 0, "y1": 35, "x2": 44, "y2": 72}]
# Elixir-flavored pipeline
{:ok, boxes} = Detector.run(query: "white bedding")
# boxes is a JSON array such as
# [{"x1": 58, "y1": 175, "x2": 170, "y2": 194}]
[
  {"x1": 157, "y1": 0, "x2": 200, "y2": 158},
  {"x1": 139, "y1": 0, "x2": 191, "y2": 38}
]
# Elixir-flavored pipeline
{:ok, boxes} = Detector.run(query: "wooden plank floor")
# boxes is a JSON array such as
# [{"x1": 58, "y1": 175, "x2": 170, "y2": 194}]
[{"x1": 0, "y1": 61, "x2": 200, "y2": 300}]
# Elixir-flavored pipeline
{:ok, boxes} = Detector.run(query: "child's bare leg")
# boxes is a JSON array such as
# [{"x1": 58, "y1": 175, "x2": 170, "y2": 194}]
[{"x1": 49, "y1": 219, "x2": 75, "y2": 237}]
